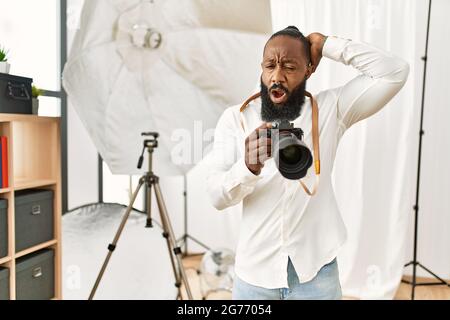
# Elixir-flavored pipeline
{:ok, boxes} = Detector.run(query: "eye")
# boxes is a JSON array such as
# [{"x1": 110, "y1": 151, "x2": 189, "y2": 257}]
[{"x1": 265, "y1": 64, "x2": 275, "y2": 70}]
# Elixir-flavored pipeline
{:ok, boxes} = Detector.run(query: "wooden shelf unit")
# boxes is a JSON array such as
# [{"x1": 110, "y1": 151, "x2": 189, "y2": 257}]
[{"x1": 0, "y1": 114, "x2": 61, "y2": 300}]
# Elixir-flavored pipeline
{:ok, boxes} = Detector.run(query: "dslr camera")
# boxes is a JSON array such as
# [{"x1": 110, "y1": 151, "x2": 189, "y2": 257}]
[{"x1": 268, "y1": 119, "x2": 313, "y2": 180}]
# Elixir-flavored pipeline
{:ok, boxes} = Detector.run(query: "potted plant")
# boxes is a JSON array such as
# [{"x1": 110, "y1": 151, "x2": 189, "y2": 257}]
[
  {"x1": 0, "y1": 46, "x2": 10, "y2": 74},
  {"x1": 32, "y1": 85, "x2": 43, "y2": 115}
]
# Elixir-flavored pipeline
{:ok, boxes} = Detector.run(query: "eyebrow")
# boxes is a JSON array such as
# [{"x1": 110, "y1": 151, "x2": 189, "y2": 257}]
[{"x1": 263, "y1": 58, "x2": 299, "y2": 64}]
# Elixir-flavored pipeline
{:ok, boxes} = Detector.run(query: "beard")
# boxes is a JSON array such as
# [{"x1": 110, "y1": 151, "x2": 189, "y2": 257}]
[{"x1": 260, "y1": 78, "x2": 307, "y2": 122}]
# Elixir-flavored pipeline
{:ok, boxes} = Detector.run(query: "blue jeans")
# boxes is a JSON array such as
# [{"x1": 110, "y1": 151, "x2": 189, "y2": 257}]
[{"x1": 232, "y1": 258, "x2": 342, "y2": 300}]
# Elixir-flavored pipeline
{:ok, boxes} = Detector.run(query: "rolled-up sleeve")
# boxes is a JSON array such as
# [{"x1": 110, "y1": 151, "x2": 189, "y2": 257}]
[
  {"x1": 323, "y1": 36, "x2": 410, "y2": 130},
  {"x1": 205, "y1": 108, "x2": 262, "y2": 211}
]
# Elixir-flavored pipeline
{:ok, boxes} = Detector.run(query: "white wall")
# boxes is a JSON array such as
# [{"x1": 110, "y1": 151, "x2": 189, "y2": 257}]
[
  {"x1": 0, "y1": 0, "x2": 61, "y2": 116},
  {"x1": 66, "y1": 0, "x2": 98, "y2": 210},
  {"x1": 67, "y1": 100, "x2": 98, "y2": 210}
]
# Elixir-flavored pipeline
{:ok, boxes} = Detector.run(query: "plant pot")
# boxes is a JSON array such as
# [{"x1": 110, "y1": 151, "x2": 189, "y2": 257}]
[
  {"x1": 0, "y1": 62, "x2": 10, "y2": 74},
  {"x1": 32, "y1": 98, "x2": 39, "y2": 115}
]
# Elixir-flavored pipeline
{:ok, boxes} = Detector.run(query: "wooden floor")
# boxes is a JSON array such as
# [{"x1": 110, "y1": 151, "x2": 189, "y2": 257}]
[
  {"x1": 181, "y1": 255, "x2": 450, "y2": 300},
  {"x1": 395, "y1": 276, "x2": 450, "y2": 300}
]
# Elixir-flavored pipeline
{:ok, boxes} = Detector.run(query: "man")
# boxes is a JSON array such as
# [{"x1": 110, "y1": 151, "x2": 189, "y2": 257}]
[{"x1": 206, "y1": 26, "x2": 409, "y2": 300}]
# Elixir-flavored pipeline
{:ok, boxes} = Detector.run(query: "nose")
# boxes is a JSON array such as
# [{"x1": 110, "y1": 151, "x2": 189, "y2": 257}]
[{"x1": 271, "y1": 65, "x2": 286, "y2": 86}]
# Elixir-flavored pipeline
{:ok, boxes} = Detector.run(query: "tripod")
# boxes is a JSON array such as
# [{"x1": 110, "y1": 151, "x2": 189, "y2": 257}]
[
  {"x1": 89, "y1": 132, "x2": 193, "y2": 300},
  {"x1": 401, "y1": 0, "x2": 449, "y2": 300}
]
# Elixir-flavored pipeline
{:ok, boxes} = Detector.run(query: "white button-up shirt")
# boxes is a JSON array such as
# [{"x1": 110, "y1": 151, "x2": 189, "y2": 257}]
[{"x1": 206, "y1": 36, "x2": 409, "y2": 289}]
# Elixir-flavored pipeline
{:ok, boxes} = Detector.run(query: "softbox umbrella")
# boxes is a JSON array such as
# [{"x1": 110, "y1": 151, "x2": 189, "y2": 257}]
[{"x1": 63, "y1": 0, "x2": 272, "y2": 175}]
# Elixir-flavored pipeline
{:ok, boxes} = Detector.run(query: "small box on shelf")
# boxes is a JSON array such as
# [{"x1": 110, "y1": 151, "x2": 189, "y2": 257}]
[
  {"x1": 0, "y1": 266, "x2": 9, "y2": 300},
  {"x1": 15, "y1": 249, "x2": 54, "y2": 300},
  {"x1": 15, "y1": 189, "x2": 54, "y2": 253},
  {"x1": 0, "y1": 198, "x2": 7, "y2": 259}
]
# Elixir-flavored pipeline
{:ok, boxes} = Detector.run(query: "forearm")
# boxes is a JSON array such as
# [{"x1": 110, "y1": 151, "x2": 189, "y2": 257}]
[
  {"x1": 323, "y1": 36, "x2": 409, "y2": 82},
  {"x1": 323, "y1": 36, "x2": 410, "y2": 128},
  {"x1": 206, "y1": 108, "x2": 261, "y2": 211},
  {"x1": 207, "y1": 158, "x2": 260, "y2": 211}
]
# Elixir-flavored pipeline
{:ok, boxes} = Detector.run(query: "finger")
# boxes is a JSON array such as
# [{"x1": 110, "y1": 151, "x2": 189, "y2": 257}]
[
  {"x1": 313, "y1": 56, "x2": 322, "y2": 73},
  {"x1": 250, "y1": 146, "x2": 270, "y2": 165},
  {"x1": 258, "y1": 141, "x2": 273, "y2": 160},
  {"x1": 256, "y1": 123, "x2": 272, "y2": 138},
  {"x1": 266, "y1": 143, "x2": 272, "y2": 158},
  {"x1": 257, "y1": 122, "x2": 271, "y2": 129},
  {"x1": 248, "y1": 138, "x2": 271, "y2": 161},
  {"x1": 311, "y1": 56, "x2": 319, "y2": 72},
  {"x1": 256, "y1": 122, "x2": 272, "y2": 133},
  {"x1": 257, "y1": 136, "x2": 272, "y2": 148},
  {"x1": 247, "y1": 136, "x2": 259, "y2": 154},
  {"x1": 248, "y1": 149, "x2": 264, "y2": 166},
  {"x1": 246, "y1": 131, "x2": 259, "y2": 147},
  {"x1": 258, "y1": 147, "x2": 271, "y2": 163},
  {"x1": 247, "y1": 149, "x2": 259, "y2": 166}
]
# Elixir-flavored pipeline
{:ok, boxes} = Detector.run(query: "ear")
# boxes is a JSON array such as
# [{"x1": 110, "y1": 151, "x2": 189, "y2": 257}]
[{"x1": 305, "y1": 63, "x2": 313, "y2": 80}]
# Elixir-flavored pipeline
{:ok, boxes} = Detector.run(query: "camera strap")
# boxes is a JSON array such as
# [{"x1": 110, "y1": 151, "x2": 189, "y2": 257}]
[{"x1": 240, "y1": 91, "x2": 321, "y2": 196}]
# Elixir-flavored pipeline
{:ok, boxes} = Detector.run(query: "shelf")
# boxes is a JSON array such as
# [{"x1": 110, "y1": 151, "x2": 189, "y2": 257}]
[
  {"x1": 0, "y1": 114, "x2": 62, "y2": 300},
  {"x1": 13, "y1": 120, "x2": 59, "y2": 184},
  {"x1": 0, "y1": 114, "x2": 60, "y2": 123},
  {"x1": 0, "y1": 187, "x2": 11, "y2": 194},
  {"x1": 0, "y1": 256, "x2": 11, "y2": 265},
  {"x1": 14, "y1": 178, "x2": 57, "y2": 191},
  {"x1": 15, "y1": 240, "x2": 57, "y2": 259}
]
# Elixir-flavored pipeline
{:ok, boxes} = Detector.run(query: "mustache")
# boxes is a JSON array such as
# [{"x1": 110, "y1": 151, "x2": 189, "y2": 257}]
[
  {"x1": 270, "y1": 83, "x2": 288, "y2": 94},
  {"x1": 260, "y1": 78, "x2": 307, "y2": 122}
]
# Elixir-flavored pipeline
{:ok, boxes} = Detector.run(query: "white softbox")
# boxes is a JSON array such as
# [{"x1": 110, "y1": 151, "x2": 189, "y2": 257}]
[{"x1": 63, "y1": 0, "x2": 272, "y2": 175}]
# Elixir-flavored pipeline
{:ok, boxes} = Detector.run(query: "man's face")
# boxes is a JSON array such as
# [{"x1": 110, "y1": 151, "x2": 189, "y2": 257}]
[{"x1": 260, "y1": 35, "x2": 310, "y2": 122}]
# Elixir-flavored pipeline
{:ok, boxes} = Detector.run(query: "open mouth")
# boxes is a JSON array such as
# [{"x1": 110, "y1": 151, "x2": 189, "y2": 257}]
[{"x1": 270, "y1": 88, "x2": 288, "y2": 104}]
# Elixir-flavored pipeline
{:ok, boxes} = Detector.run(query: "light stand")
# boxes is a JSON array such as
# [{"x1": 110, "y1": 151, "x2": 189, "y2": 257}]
[
  {"x1": 89, "y1": 132, "x2": 193, "y2": 300},
  {"x1": 177, "y1": 174, "x2": 210, "y2": 257},
  {"x1": 402, "y1": 0, "x2": 450, "y2": 299}
]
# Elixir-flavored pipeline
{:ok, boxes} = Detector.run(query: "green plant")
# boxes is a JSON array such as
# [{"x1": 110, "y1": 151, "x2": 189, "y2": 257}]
[
  {"x1": 0, "y1": 46, "x2": 8, "y2": 62},
  {"x1": 32, "y1": 85, "x2": 43, "y2": 98}
]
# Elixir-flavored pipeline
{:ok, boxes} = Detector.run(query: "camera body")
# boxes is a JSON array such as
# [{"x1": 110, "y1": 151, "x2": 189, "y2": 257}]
[
  {"x1": 268, "y1": 119, "x2": 313, "y2": 180},
  {"x1": 268, "y1": 119, "x2": 304, "y2": 140}
]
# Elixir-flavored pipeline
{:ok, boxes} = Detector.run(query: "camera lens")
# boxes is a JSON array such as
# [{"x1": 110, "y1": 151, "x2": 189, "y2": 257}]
[
  {"x1": 274, "y1": 132, "x2": 313, "y2": 180},
  {"x1": 280, "y1": 145, "x2": 302, "y2": 165}
]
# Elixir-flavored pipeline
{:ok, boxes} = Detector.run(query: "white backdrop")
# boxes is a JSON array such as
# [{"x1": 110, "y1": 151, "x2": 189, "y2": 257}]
[
  {"x1": 280, "y1": 0, "x2": 419, "y2": 299},
  {"x1": 407, "y1": 0, "x2": 450, "y2": 290},
  {"x1": 185, "y1": 0, "x2": 450, "y2": 299}
]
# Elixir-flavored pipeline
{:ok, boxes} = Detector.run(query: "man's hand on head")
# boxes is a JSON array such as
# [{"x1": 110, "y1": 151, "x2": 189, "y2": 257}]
[{"x1": 306, "y1": 32, "x2": 327, "y2": 74}]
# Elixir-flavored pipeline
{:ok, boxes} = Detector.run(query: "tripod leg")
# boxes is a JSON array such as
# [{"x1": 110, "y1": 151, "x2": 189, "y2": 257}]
[
  {"x1": 145, "y1": 178, "x2": 153, "y2": 228},
  {"x1": 153, "y1": 181, "x2": 194, "y2": 300},
  {"x1": 88, "y1": 178, "x2": 145, "y2": 300},
  {"x1": 146, "y1": 182, "x2": 183, "y2": 299},
  {"x1": 159, "y1": 210, "x2": 184, "y2": 300},
  {"x1": 417, "y1": 263, "x2": 449, "y2": 285}
]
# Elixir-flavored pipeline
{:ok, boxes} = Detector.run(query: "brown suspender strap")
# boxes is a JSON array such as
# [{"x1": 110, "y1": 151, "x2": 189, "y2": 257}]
[
  {"x1": 240, "y1": 91, "x2": 321, "y2": 196},
  {"x1": 240, "y1": 92, "x2": 262, "y2": 113},
  {"x1": 304, "y1": 91, "x2": 321, "y2": 176}
]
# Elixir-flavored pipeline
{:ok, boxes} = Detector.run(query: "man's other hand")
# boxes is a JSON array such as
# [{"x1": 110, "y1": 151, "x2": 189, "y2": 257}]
[{"x1": 306, "y1": 32, "x2": 327, "y2": 74}]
